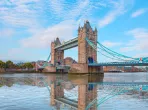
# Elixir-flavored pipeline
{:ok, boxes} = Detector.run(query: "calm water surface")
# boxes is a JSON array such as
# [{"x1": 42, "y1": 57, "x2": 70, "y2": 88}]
[{"x1": 0, "y1": 72, "x2": 148, "y2": 110}]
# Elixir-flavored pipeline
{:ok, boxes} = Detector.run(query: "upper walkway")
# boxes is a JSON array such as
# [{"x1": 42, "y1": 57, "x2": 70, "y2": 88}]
[{"x1": 54, "y1": 37, "x2": 78, "y2": 50}]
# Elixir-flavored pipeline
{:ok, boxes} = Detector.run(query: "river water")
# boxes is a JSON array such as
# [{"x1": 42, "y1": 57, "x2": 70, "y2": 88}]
[{"x1": 0, "y1": 72, "x2": 148, "y2": 110}]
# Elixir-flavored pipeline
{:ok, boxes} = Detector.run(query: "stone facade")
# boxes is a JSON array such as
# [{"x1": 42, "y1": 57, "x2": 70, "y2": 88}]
[
  {"x1": 51, "y1": 42, "x2": 55, "y2": 65},
  {"x1": 78, "y1": 85, "x2": 97, "y2": 110},
  {"x1": 51, "y1": 38, "x2": 64, "y2": 65},
  {"x1": 69, "y1": 63, "x2": 88, "y2": 73},
  {"x1": 50, "y1": 82, "x2": 64, "y2": 106},
  {"x1": 43, "y1": 66, "x2": 56, "y2": 73},
  {"x1": 78, "y1": 20, "x2": 97, "y2": 64},
  {"x1": 88, "y1": 66, "x2": 103, "y2": 73}
]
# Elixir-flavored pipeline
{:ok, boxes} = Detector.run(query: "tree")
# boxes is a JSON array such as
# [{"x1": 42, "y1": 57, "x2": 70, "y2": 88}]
[
  {"x1": 23, "y1": 62, "x2": 33, "y2": 69},
  {"x1": 5, "y1": 60, "x2": 14, "y2": 69},
  {"x1": 0, "y1": 60, "x2": 5, "y2": 68}
]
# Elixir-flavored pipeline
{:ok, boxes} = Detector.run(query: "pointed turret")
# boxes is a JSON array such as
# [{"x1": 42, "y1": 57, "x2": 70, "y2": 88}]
[
  {"x1": 95, "y1": 27, "x2": 97, "y2": 32},
  {"x1": 78, "y1": 25, "x2": 81, "y2": 32},
  {"x1": 54, "y1": 37, "x2": 61, "y2": 46},
  {"x1": 84, "y1": 20, "x2": 92, "y2": 29}
]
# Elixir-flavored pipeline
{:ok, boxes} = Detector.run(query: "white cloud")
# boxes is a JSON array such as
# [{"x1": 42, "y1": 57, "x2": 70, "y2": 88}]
[
  {"x1": 47, "y1": 0, "x2": 106, "y2": 22},
  {"x1": 20, "y1": 20, "x2": 77, "y2": 48},
  {"x1": 127, "y1": 28, "x2": 148, "y2": 38},
  {"x1": 0, "y1": 29, "x2": 14, "y2": 37},
  {"x1": 48, "y1": 0, "x2": 64, "y2": 16},
  {"x1": 98, "y1": 0, "x2": 133, "y2": 28},
  {"x1": 102, "y1": 41, "x2": 122, "y2": 47},
  {"x1": 0, "y1": 0, "x2": 42, "y2": 28},
  {"x1": 0, "y1": 0, "x2": 106, "y2": 35},
  {"x1": 120, "y1": 28, "x2": 148, "y2": 52},
  {"x1": 134, "y1": 53, "x2": 148, "y2": 58},
  {"x1": 131, "y1": 8, "x2": 147, "y2": 18}
]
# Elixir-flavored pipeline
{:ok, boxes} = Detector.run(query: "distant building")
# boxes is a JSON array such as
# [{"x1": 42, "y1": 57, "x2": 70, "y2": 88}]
[
  {"x1": 64, "y1": 57, "x2": 77, "y2": 66},
  {"x1": 103, "y1": 66, "x2": 146, "y2": 72}
]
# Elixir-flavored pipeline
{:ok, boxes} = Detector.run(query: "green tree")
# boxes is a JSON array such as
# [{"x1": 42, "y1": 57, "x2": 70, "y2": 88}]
[
  {"x1": 5, "y1": 60, "x2": 14, "y2": 69},
  {"x1": 24, "y1": 62, "x2": 33, "y2": 69},
  {"x1": 0, "y1": 60, "x2": 5, "y2": 68}
]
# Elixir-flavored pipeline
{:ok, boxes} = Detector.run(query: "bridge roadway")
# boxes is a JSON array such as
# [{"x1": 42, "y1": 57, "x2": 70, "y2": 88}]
[
  {"x1": 54, "y1": 37, "x2": 78, "y2": 50},
  {"x1": 56, "y1": 61, "x2": 148, "y2": 70},
  {"x1": 89, "y1": 62, "x2": 148, "y2": 66}
]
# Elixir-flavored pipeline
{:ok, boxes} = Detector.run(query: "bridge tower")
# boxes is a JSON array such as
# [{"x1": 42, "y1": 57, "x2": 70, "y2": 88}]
[
  {"x1": 78, "y1": 20, "x2": 97, "y2": 64},
  {"x1": 51, "y1": 37, "x2": 64, "y2": 65},
  {"x1": 78, "y1": 84, "x2": 97, "y2": 110},
  {"x1": 50, "y1": 82, "x2": 64, "y2": 106}
]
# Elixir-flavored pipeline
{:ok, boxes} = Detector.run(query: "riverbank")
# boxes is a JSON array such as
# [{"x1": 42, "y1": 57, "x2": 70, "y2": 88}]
[{"x1": 0, "y1": 70, "x2": 68, "y2": 74}]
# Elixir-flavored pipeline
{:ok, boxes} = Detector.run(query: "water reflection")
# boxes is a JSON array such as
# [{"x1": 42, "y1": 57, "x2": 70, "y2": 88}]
[{"x1": 0, "y1": 73, "x2": 148, "y2": 110}]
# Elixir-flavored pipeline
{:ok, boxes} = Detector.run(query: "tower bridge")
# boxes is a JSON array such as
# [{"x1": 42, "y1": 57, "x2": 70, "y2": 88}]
[
  {"x1": 45, "y1": 20, "x2": 102, "y2": 73},
  {"x1": 37, "y1": 20, "x2": 148, "y2": 73}
]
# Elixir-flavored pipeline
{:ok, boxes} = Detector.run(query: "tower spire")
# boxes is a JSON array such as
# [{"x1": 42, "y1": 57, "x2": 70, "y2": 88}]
[
  {"x1": 78, "y1": 24, "x2": 81, "y2": 32},
  {"x1": 84, "y1": 20, "x2": 91, "y2": 29},
  {"x1": 95, "y1": 27, "x2": 97, "y2": 32}
]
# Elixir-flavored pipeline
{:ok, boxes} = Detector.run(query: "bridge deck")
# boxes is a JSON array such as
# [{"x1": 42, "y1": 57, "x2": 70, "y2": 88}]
[{"x1": 89, "y1": 62, "x2": 148, "y2": 66}]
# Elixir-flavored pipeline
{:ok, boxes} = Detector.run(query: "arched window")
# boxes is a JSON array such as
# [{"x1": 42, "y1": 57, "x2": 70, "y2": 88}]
[
  {"x1": 88, "y1": 57, "x2": 94, "y2": 63},
  {"x1": 88, "y1": 84, "x2": 94, "y2": 91}
]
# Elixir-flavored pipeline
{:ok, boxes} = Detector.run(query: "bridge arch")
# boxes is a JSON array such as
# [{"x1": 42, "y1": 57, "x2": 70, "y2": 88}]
[
  {"x1": 57, "y1": 61, "x2": 61, "y2": 65},
  {"x1": 88, "y1": 57, "x2": 94, "y2": 64},
  {"x1": 88, "y1": 84, "x2": 94, "y2": 90}
]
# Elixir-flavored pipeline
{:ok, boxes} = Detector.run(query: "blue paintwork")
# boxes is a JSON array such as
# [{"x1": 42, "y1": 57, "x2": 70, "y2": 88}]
[{"x1": 89, "y1": 62, "x2": 148, "y2": 66}]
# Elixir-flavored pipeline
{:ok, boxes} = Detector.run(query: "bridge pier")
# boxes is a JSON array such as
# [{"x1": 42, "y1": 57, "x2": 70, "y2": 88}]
[
  {"x1": 88, "y1": 66, "x2": 103, "y2": 73},
  {"x1": 50, "y1": 82, "x2": 64, "y2": 106},
  {"x1": 69, "y1": 64, "x2": 103, "y2": 74}
]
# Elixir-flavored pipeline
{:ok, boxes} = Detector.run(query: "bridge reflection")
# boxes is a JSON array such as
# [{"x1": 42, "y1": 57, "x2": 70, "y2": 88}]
[
  {"x1": 0, "y1": 73, "x2": 148, "y2": 110},
  {"x1": 48, "y1": 74, "x2": 104, "y2": 110}
]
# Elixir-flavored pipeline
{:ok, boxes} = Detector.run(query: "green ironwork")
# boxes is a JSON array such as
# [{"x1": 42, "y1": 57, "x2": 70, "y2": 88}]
[
  {"x1": 86, "y1": 84, "x2": 148, "y2": 110},
  {"x1": 37, "y1": 53, "x2": 51, "y2": 69},
  {"x1": 85, "y1": 37, "x2": 148, "y2": 63}
]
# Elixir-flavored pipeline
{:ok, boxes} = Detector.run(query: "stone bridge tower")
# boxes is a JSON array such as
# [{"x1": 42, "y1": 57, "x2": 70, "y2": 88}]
[
  {"x1": 50, "y1": 82, "x2": 64, "y2": 106},
  {"x1": 78, "y1": 84, "x2": 97, "y2": 110},
  {"x1": 51, "y1": 37, "x2": 64, "y2": 65},
  {"x1": 78, "y1": 20, "x2": 97, "y2": 64}
]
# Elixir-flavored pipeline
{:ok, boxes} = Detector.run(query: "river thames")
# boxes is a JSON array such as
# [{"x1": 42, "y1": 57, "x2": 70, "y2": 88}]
[{"x1": 0, "y1": 72, "x2": 148, "y2": 110}]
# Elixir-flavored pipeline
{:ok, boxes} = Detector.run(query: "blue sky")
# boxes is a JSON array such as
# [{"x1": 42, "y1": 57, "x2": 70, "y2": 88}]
[{"x1": 0, "y1": 0, "x2": 148, "y2": 62}]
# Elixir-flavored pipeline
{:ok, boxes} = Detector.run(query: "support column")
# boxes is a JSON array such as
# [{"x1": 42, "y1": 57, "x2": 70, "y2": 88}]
[{"x1": 51, "y1": 42, "x2": 55, "y2": 65}]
